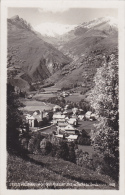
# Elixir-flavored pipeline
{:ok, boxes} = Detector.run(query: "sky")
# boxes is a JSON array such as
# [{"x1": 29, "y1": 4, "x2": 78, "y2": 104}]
[
  {"x1": 8, "y1": 7, "x2": 118, "y2": 27},
  {"x1": 8, "y1": 7, "x2": 118, "y2": 36}
]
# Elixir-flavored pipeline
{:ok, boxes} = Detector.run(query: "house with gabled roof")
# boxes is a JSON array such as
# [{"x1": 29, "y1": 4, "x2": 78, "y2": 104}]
[
  {"x1": 64, "y1": 124, "x2": 78, "y2": 135},
  {"x1": 53, "y1": 105, "x2": 61, "y2": 112},
  {"x1": 67, "y1": 117, "x2": 78, "y2": 126},
  {"x1": 27, "y1": 115, "x2": 35, "y2": 127},
  {"x1": 66, "y1": 134, "x2": 78, "y2": 141},
  {"x1": 57, "y1": 120, "x2": 68, "y2": 132},
  {"x1": 53, "y1": 114, "x2": 66, "y2": 124},
  {"x1": 26, "y1": 110, "x2": 51, "y2": 128}
]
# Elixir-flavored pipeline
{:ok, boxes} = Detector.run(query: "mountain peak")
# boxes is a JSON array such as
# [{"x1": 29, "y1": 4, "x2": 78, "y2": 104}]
[
  {"x1": 97, "y1": 16, "x2": 117, "y2": 24},
  {"x1": 103, "y1": 16, "x2": 118, "y2": 26},
  {"x1": 10, "y1": 15, "x2": 20, "y2": 21},
  {"x1": 8, "y1": 15, "x2": 34, "y2": 32},
  {"x1": 80, "y1": 16, "x2": 118, "y2": 29}
]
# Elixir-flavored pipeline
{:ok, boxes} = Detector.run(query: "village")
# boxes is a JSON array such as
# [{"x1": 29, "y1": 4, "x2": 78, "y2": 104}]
[
  {"x1": 5, "y1": 6, "x2": 120, "y2": 189},
  {"x1": 21, "y1": 102, "x2": 98, "y2": 143}
]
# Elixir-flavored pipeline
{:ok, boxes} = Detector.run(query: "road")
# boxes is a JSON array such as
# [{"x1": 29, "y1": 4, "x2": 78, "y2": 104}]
[{"x1": 38, "y1": 124, "x2": 57, "y2": 134}]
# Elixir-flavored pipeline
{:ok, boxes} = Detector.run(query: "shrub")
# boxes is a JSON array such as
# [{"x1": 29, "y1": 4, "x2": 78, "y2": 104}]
[
  {"x1": 40, "y1": 138, "x2": 52, "y2": 155},
  {"x1": 56, "y1": 140, "x2": 69, "y2": 160},
  {"x1": 68, "y1": 142, "x2": 76, "y2": 163},
  {"x1": 92, "y1": 152, "x2": 119, "y2": 180},
  {"x1": 77, "y1": 136, "x2": 91, "y2": 145},
  {"x1": 77, "y1": 130, "x2": 91, "y2": 146},
  {"x1": 102, "y1": 153, "x2": 119, "y2": 182},
  {"x1": 28, "y1": 133, "x2": 44, "y2": 154},
  {"x1": 29, "y1": 84, "x2": 36, "y2": 91},
  {"x1": 92, "y1": 153, "x2": 103, "y2": 172},
  {"x1": 51, "y1": 144, "x2": 58, "y2": 157},
  {"x1": 61, "y1": 86, "x2": 71, "y2": 91},
  {"x1": 75, "y1": 149, "x2": 93, "y2": 169},
  {"x1": 20, "y1": 138, "x2": 28, "y2": 150}
]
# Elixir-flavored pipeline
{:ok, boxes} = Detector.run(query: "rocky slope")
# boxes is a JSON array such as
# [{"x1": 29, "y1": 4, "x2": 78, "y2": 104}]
[
  {"x1": 7, "y1": 15, "x2": 71, "y2": 90},
  {"x1": 57, "y1": 17, "x2": 118, "y2": 58},
  {"x1": 7, "y1": 16, "x2": 118, "y2": 92},
  {"x1": 43, "y1": 17, "x2": 118, "y2": 90}
]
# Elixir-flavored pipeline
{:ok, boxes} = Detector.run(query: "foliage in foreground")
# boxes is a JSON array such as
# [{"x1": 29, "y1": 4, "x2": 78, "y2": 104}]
[
  {"x1": 20, "y1": 131, "x2": 119, "y2": 182},
  {"x1": 7, "y1": 153, "x2": 117, "y2": 189},
  {"x1": 7, "y1": 83, "x2": 24, "y2": 151},
  {"x1": 88, "y1": 51, "x2": 119, "y2": 181},
  {"x1": 22, "y1": 133, "x2": 76, "y2": 163}
]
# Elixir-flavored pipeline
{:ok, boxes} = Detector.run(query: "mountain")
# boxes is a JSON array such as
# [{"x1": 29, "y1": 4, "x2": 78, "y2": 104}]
[
  {"x1": 33, "y1": 22, "x2": 77, "y2": 46},
  {"x1": 43, "y1": 17, "x2": 118, "y2": 90},
  {"x1": 7, "y1": 15, "x2": 71, "y2": 90},
  {"x1": 76, "y1": 16, "x2": 117, "y2": 30},
  {"x1": 7, "y1": 16, "x2": 118, "y2": 93},
  {"x1": 34, "y1": 22, "x2": 77, "y2": 37},
  {"x1": 57, "y1": 16, "x2": 118, "y2": 59}
]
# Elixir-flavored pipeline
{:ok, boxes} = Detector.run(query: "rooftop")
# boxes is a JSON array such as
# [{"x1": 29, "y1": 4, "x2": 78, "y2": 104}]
[
  {"x1": 58, "y1": 122, "x2": 68, "y2": 127},
  {"x1": 53, "y1": 105, "x2": 61, "y2": 109},
  {"x1": 65, "y1": 124, "x2": 76, "y2": 131},
  {"x1": 67, "y1": 135, "x2": 78, "y2": 140},
  {"x1": 53, "y1": 114, "x2": 66, "y2": 119}
]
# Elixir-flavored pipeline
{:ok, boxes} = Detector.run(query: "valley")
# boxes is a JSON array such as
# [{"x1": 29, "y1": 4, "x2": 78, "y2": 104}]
[
  {"x1": 7, "y1": 15, "x2": 118, "y2": 95},
  {"x1": 7, "y1": 13, "x2": 119, "y2": 189}
]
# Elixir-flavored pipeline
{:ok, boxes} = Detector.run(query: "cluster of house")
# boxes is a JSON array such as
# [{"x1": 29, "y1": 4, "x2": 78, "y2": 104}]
[
  {"x1": 25, "y1": 104, "x2": 98, "y2": 141},
  {"x1": 52, "y1": 105, "x2": 98, "y2": 141},
  {"x1": 25, "y1": 110, "x2": 53, "y2": 128}
]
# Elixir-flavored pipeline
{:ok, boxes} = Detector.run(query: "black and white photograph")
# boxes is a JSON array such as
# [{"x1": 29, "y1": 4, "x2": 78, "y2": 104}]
[{"x1": 0, "y1": 0, "x2": 125, "y2": 193}]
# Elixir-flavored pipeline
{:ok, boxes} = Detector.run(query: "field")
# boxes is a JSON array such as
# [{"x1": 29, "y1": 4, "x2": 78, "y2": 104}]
[
  {"x1": 7, "y1": 153, "x2": 117, "y2": 189},
  {"x1": 78, "y1": 145, "x2": 94, "y2": 156},
  {"x1": 65, "y1": 93, "x2": 85, "y2": 102},
  {"x1": 43, "y1": 86, "x2": 61, "y2": 93},
  {"x1": 33, "y1": 93, "x2": 57, "y2": 101},
  {"x1": 20, "y1": 99, "x2": 55, "y2": 112},
  {"x1": 78, "y1": 120, "x2": 98, "y2": 130}
]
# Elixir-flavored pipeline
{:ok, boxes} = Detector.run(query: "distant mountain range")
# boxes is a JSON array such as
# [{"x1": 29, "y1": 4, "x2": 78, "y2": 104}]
[
  {"x1": 34, "y1": 22, "x2": 77, "y2": 37},
  {"x1": 34, "y1": 16, "x2": 117, "y2": 38},
  {"x1": 42, "y1": 16, "x2": 118, "y2": 90},
  {"x1": 58, "y1": 16, "x2": 118, "y2": 58},
  {"x1": 7, "y1": 15, "x2": 118, "y2": 92}
]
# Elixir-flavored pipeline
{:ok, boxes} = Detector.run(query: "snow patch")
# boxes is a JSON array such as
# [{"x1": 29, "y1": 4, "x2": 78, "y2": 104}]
[
  {"x1": 80, "y1": 16, "x2": 118, "y2": 29},
  {"x1": 34, "y1": 22, "x2": 77, "y2": 37}
]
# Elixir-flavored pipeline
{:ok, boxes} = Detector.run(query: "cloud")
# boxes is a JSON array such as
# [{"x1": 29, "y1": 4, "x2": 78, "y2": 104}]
[{"x1": 38, "y1": 7, "x2": 70, "y2": 13}]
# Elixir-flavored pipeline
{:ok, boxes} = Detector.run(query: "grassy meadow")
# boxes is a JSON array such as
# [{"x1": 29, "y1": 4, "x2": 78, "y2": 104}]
[{"x1": 7, "y1": 153, "x2": 117, "y2": 189}]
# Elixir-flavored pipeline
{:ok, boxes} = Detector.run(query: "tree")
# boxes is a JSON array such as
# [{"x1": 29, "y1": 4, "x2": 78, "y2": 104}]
[
  {"x1": 88, "y1": 52, "x2": 119, "y2": 181},
  {"x1": 68, "y1": 142, "x2": 76, "y2": 163},
  {"x1": 56, "y1": 140, "x2": 69, "y2": 160},
  {"x1": 7, "y1": 83, "x2": 24, "y2": 151},
  {"x1": 40, "y1": 138, "x2": 52, "y2": 155}
]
